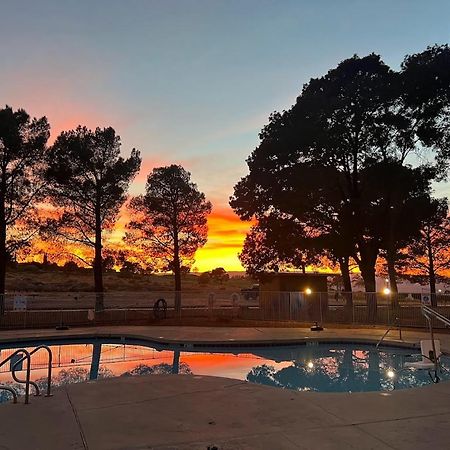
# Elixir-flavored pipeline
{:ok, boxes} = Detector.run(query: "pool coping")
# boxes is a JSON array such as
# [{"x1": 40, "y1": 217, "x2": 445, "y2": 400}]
[{"x1": 0, "y1": 329, "x2": 423, "y2": 350}]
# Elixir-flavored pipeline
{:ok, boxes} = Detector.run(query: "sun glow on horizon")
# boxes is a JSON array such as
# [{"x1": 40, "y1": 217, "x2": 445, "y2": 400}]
[{"x1": 194, "y1": 207, "x2": 253, "y2": 272}]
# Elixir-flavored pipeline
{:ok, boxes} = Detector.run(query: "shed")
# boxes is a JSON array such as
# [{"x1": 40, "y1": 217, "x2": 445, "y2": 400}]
[{"x1": 259, "y1": 272, "x2": 329, "y2": 293}]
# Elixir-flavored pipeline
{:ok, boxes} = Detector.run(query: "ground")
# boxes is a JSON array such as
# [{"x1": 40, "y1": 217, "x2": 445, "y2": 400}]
[
  {"x1": 1, "y1": 326, "x2": 450, "y2": 449},
  {"x1": 5, "y1": 264, "x2": 252, "y2": 292}
]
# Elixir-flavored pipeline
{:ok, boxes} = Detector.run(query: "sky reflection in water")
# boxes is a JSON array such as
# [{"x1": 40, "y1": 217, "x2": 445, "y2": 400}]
[{"x1": 1, "y1": 342, "x2": 449, "y2": 402}]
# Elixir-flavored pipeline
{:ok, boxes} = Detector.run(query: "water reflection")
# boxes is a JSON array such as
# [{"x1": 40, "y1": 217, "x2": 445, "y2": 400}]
[
  {"x1": 246, "y1": 347, "x2": 447, "y2": 392},
  {"x1": 1, "y1": 342, "x2": 449, "y2": 403}
]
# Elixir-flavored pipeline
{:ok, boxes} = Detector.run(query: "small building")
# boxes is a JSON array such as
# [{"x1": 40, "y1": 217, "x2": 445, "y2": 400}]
[
  {"x1": 257, "y1": 273, "x2": 331, "y2": 323},
  {"x1": 259, "y1": 272, "x2": 329, "y2": 293}
]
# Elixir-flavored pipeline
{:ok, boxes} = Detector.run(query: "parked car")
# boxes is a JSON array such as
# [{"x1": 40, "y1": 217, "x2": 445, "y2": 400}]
[{"x1": 241, "y1": 284, "x2": 259, "y2": 301}]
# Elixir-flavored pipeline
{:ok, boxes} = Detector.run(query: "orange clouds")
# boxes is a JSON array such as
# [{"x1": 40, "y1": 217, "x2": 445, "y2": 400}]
[
  {"x1": 24, "y1": 203, "x2": 251, "y2": 272},
  {"x1": 194, "y1": 206, "x2": 254, "y2": 272},
  {"x1": 112, "y1": 204, "x2": 252, "y2": 272}
]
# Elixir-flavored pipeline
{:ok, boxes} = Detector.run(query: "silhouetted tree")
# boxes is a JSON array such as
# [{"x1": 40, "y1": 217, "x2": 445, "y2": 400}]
[
  {"x1": 231, "y1": 49, "x2": 450, "y2": 322},
  {"x1": 63, "y1": 260, "x2": 80, "y2": 271},
  {"x1": 400, "y1": 45, "x2": 450, "y2": 174},
  {"x1": 121, "y1": 362, "x2": 192, "y2": 376},
  {"x1": 0, "y1": 106, "x2": 49, "y2": 313},
  {"x1": 405, "y1": 199, "x2": 450, "y2": 304},
  {"x1": 127, "y1": 165, "x2": 211, "y2": 313},
  {"x1": 44, "y1": 126, "x2": 141, "y2": 310},
  {"x1": 210, "y1": 267, "x2": 229, "y2": 283},
  {"x1": 239, "y1": 215, "x2": 320, "y2": 276},
  {"x1": 232, "y1": 55, "x2": 397, "y2": 296},
  {"x1": 362, "y1": 161, "x2": 437, "y2": 293}
]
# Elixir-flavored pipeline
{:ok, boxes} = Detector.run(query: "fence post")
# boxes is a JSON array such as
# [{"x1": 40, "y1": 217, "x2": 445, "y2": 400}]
[
  {"x1": 352, "y1": 300, "x2": 355, "y2": 324},
  {"x1": 319, "y1": 293, "x2": 323, "y2": 325}
]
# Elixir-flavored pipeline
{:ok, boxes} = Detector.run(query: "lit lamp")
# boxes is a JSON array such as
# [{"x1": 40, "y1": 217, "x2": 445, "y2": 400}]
[
  {"x1": 383, "y1": 287, "x2": 391, "y2": 296},
  {"x1": 307, "y1": 287, "x2": 324, "y2": 332}
]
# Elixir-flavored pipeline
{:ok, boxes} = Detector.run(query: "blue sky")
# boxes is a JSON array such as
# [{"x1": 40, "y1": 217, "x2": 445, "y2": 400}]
[
  {"x1": 1, "y1": 1, "x2": 450, "y2": 269},
  {"x1": 1, "y1": 1, "x2": 449, "y2": 203}
]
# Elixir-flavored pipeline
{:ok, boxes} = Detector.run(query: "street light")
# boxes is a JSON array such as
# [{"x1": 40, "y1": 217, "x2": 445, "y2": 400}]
[{"x1": 305, "y1": 288, "x2": 312, "y2": 295}]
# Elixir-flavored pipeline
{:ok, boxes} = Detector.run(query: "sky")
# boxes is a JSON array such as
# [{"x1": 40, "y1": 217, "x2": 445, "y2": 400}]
[{"x1": 1, "y1": 0, "x2": 450, "y2": 271}]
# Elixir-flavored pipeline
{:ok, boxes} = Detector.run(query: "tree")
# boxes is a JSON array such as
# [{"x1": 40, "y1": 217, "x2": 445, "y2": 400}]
[
  {"x1": 231, "y1": 49, "x2": 450, "y2": 321},
  {"x1": 400, "y1": 45, "x2": 450, "y2": 174},
  {"x1": 44, "y1": 126, "x2": 141, "y2": 310},
  {"x1": 0, "y1": 106, "x2": 50, "y2": 313},
  {"x1": 405, "y1": 199, "x2": 450, "y2": 304},
  {"x1": 362, "y1": 161, "x2": 437, "y2": 293},
  {"x1": 210, "y1": 267, "x2": 230, "y2": 283},
  {"x1": 231, "y1": 55, "x2": 398, "y2": 296},
  {"x1": 116, "y1": 250, "x2": 143, "y2": 275},
  {"x1": 127, "y1": 165, "x2": 211, "y2": 313},
  {"x1": 63, "y1": 260, "x2": 80, "y2": 271},
  {"x1": 239, "y1": 215, "x2": 320, "y2": 276}
]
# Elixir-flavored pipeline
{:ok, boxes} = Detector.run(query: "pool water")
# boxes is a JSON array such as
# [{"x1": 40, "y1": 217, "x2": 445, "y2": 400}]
[{"x1": 1, "y1": 339, "x2": 449, "y2": 402}]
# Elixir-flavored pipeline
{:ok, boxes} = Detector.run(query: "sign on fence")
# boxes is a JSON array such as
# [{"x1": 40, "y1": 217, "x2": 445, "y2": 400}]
[
  {"x1": 13, "y1": 295, "x2": 27, "y2": 311},
  {"x1": 421, "y1": 293, "x2": 431, "y2": 306}
]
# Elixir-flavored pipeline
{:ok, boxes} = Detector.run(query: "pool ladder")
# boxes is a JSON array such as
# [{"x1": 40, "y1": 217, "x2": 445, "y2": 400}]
[
  {"x1": 376, "y1": 317, "x2": 403, "y2": 348},
  {"x1": 0, "y1": 345, "x2": 53, "y2": 404}
]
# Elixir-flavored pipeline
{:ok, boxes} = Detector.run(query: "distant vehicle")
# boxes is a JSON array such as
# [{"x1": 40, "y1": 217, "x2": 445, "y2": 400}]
[{"x1": 241, "y1": 284, "x2": 259, "y2": 300}]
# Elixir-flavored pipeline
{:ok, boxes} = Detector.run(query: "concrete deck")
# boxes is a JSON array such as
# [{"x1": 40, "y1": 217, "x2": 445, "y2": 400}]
[{"x1": 1, "y1": 325, "x2": 450, "y2": 449}]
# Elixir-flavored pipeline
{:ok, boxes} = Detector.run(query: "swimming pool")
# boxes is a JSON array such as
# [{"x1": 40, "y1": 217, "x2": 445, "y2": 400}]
[{"x1": 1, "y1": 338, "x2": 449, "y2": 402}]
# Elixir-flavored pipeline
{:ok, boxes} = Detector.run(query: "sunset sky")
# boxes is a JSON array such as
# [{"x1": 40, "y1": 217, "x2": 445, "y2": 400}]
[{"x1": 1, "y1": 1, "x2": 450, "y2": 271}]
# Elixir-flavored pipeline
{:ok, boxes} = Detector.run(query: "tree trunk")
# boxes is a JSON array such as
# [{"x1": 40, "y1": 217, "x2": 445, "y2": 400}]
[
  {"x1": 359, "y1": 250, "x2": 378, "y2": 323},
  {"x1": 173, "y1": 231, "x2": 182, "y2": 316},
  {"x1": 386, "y1": 249, "x2": 398, "y2": 294},
  {"x1": 426, "y1": 229, "x2": 437, "y2": 307},
  {"x1": 339, "y1": 256, "x2": 353, "y2": 319},
  {"x1": 89, "y1": 342, "x2": 102, "y2": 380},
  {"x1": 94, "y1": 207, "x2": 104, "y2": 312},
  {"x1": 0, "y1": 186, "x2": 6, "y2": 315},
  {"x1": 339, "y1": 256, "x2": 352, "y2": 293}
]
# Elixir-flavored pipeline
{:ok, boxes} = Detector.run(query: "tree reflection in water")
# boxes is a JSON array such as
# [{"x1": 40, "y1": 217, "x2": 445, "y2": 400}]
[
  {"x1": 246, "y1": 347, "x2": 444, "y2": 392},
  {"x1": 122, "y1": 362, "x2": 192, "y2": 376}
]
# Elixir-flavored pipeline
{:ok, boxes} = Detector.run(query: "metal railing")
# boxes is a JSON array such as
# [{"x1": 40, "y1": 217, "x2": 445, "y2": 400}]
[
  {"x1": 422, "y1": 304, "x2": 450, "y2": 328},
  {"x1": 0, "y1": 290, "x2": 449, "y2": 330},
  {"x1": 0, "y1": 349, "x2": 32, "y2": 404},
  {"x1": 376, "y1": 317, "x2": 403, "y2": 348},
  {"x1": 0, "y1": 346, "x2": 53, "y2": 404},
  {"x1": 421, "y1": 304, "x2": 450, "y2": 378}
]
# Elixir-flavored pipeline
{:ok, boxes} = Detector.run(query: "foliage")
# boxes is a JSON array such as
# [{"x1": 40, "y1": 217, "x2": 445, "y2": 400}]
[
  {"x1": 231, "y1": 46, "x2": 450, "y2": 304},
  {"x1": 121, "y1": 362, "x2": 192, "y2": 376},
  {"x1": 239, "y1": 214, "x2": 320, "y2": 276},
  {"x1": 44, "y1": 126, "x2": 141, "y2": 306},
  {"x1": 0, "y1": 106, "x2": 50, "y2": 303},
  {"x1": 210, "y1": 267, "x2": 229, "y2": 283},
  {"x1": 127, "y1": 165, "x2": 211, "y2": 297},
  {"x1": 403, "y1": 199, "x2": 450, "y2": 297}
]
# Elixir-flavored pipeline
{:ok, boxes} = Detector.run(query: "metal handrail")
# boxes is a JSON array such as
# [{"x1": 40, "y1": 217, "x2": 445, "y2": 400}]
[
  {"x1": 420, "y1": 305, "x2": 450, "y2": 379},
  {"x1": 12, "y1": 345, "x2": 53, "y2": 397},
  {"x1": 422, "y1": 305, "x2": 450, "y2": 327},
  {"x1": 0, "y1": 385, "x2": 18, "y2": 403},
  {"x1": 11, "y1": 363, "x2": 40, "y2": 397},
  {"x1": 376, "y1": 317, "x2": 402, "y2": 348},
  {"x1": 0, "y1": 345, "x2": 53, "y2": 404},
  {"x1": 0, "y1": 349, "x2": 32, "y2": 404}
]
